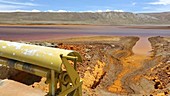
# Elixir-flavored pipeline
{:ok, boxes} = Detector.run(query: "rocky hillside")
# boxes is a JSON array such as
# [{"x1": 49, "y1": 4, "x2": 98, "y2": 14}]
[
  {"x1": 0, "y1": 12, "x2": 169, "y2": 25},
  {"x1": 144, "y1": 12, "x2": 170, "y2": 24}
]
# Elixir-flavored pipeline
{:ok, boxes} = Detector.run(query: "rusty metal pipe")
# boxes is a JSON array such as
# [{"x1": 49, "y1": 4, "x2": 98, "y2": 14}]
[
  {"x1": 0, "y1": 57, "x2": 50, "y2": 77},
  {"x1": 0, "y1": 40, "x2": 82, "y2": 72}
]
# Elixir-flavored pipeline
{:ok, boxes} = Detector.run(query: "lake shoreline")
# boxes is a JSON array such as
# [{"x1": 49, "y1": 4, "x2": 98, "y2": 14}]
[{"x1": 0, "y1": 24, "x2": 170, "y2": 30}]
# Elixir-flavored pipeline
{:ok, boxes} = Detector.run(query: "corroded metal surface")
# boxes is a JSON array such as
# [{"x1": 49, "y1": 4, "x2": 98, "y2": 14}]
[
  {"x1": 0, "y1": 57, "x2": 50, "y2": 77},
  {"x1": 0, "y1": 40, "x2": 82, "y2": 72}
]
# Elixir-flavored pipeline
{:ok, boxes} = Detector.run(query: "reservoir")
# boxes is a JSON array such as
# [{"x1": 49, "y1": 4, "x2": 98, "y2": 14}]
[{"x1": 0, "y1": 25, "x2": 169, "y2": 54}]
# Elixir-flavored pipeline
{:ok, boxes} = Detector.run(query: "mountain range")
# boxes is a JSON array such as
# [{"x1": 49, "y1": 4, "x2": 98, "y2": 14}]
[{"x1": 0, "y1": 12, "x2": 169, "y2": 25}]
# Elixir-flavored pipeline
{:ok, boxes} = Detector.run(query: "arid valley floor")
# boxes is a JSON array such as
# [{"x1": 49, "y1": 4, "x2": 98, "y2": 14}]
[{"x1": 0, "y1": 25, "x2": 169, "y2": 96}]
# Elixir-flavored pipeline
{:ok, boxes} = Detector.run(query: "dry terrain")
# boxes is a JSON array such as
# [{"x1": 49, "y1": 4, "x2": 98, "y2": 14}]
[
  {"x1": 0, "y1": 35, "x2": 169, "y2": 96},
  {"x1": 0, "y1": 12, "x2": 170, "y2": 25},
  {"x1": 0, "y1": 10, "x2": 170, "y2": 95}
]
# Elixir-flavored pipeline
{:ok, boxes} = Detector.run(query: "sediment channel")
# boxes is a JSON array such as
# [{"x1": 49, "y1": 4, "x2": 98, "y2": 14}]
[
  {"x1": 0, "y1": 36, "x2": 169, "y2": 96},
  {"x1": 107, "y1": 37, "x2": 152, "y2": 94}
]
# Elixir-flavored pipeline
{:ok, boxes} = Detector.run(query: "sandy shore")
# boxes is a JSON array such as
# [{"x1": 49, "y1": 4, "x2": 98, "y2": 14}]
[
  {"x1": 0, "y1": 24, "x2": 170, "y2": 28},
  {"x1": 122, "y1": 25, "x2": 170, "y2": 30}
]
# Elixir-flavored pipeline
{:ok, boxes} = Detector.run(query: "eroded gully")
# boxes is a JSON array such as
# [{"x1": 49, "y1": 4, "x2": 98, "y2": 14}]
[{"x1": 107, "y1": 36, "x2": 153, "y2": 93}]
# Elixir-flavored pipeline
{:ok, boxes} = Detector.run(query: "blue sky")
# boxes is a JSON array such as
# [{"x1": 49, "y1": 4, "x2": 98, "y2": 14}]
[{"x1": 0, "y1": 0, "x2": 170, "y2": 13}]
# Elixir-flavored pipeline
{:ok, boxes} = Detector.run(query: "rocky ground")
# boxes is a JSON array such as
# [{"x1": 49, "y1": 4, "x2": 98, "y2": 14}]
[
  {"x1": 144, "y1": 36, "x2": 170, "y2": 95},
  {"x1": 56, "y1": 36, "x2": 139, "y2": 95},
  {"x1": 0, "y1": 36, "x2": 169, "y2": 96}
]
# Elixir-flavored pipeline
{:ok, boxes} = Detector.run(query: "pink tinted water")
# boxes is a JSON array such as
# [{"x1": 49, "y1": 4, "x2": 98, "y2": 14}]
[
  {"x1": 132, "y1": 37, "x2": 152, "y2": 55},
  {"x1": 0, "y1": 25, "x2": 169, "y2": 54}
]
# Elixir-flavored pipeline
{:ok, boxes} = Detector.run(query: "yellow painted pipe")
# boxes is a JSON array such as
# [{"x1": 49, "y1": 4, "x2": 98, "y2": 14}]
[{"x1": 0, "y1": 40, "x2": 82, "y2": 72}]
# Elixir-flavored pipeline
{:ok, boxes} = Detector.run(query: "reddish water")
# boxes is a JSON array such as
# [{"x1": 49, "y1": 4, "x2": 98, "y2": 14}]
[
  {"x1": 133, "y1": 37, "x2": 152, "y2": 55},
  {"x1": 0, "y1": 25, "x2": 169, "y2": 40},
  {"x1": 0, "y1": 25, "x2": 169, "y2": 54}
]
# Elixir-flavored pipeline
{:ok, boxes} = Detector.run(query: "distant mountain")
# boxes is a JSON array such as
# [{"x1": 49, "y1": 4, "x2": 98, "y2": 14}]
[
  {"x1": 143, "y1": 12, "x2": 170, "y2": 24},
  {"x1": 0, "y1": 12, "x2": 169, "y2": 25}
]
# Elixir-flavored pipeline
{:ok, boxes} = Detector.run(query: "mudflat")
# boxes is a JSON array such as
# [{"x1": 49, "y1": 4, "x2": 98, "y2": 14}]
[
  {"x1": 0, "y1": 25, "x2": 169, "y2": 41},
  {"x1": 123, "y1": 25, "x2": 170, "y2": 30}
]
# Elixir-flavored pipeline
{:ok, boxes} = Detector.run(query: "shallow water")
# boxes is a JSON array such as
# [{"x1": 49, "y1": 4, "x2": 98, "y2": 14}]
[
  {"x1": 0, "y1": 25, "x2": 169, "y2": 40},
  {"x1": 132, "y1": 37, "x2": 152, "y2": 55},
  {"x1": 0, "y1": 25, "x2": 169, "y2": 54}
]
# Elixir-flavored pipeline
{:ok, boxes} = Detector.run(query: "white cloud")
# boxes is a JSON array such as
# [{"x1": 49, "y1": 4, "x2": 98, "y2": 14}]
[
  {"x1": 0, "y1": 8, "x2": 124, "y2": 13},
  {"x1": 149, "y1": 0, "x2": 170, "y2": 5},
  {"x1": 150, "y1": 6, "x2": 170, "y2": 12},
  {"x1": 46, "y1": 9, "x2": 117, "y2": 13},
  {"x1": 0, "y1": 9, "x2": 41, "y2": 12},
  {"x1": 31, "y1": 9, "x2": 41, "y2": 12},
  {"x1": 82, "y1": 10, "x2": 94, "y2": 13},
  {"x1": 92, "y1": 9, "x2": 124, "y2": 13},
  {"x1": 0, "y1": 0, "x2": 40, "y2": 12},
  {"x1": 135, "y1": 5, "x2": 170, "y2": 13},
  {"x1": 138, "y1": 0, "x2": 170, "y2": 13},
  {"x1": 96, "y1": 10, "x2": 103, "y2": 12},
  {"x1": 46, "y1": 10, "x2": 56, "y2": 12},
  {"x1": 56, "y1": 10, "x2": 69, "y2": 12},
  {"x1": 46, "y1": 10, "x2": 70, "y2": 12},
  {"x1": 113, "y1": 10, "x2": 124, "y2": 12},
  {"x1": 132, "y1": 2, "x2": 136, "y2": 6},
  {"x1": 142, "y1": 7, "x2": 151, "y2": 10},
  {"x1": 0, "y1": 4, "x2": 24, "y2": 11},
  {"x1": 14, "y1": 10, "x2": 28, "y2": 12},
  {"x1": 0, "y1": 0, "x2": 39, "y2": 6},
  {"x1": 106, "y1": 9, "x2": 112, "y2": 12}
]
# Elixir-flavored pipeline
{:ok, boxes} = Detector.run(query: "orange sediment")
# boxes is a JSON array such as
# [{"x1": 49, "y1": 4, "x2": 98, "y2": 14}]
[{"x1": 108, "y1": 55, "x2": 147, "y2": 93}]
